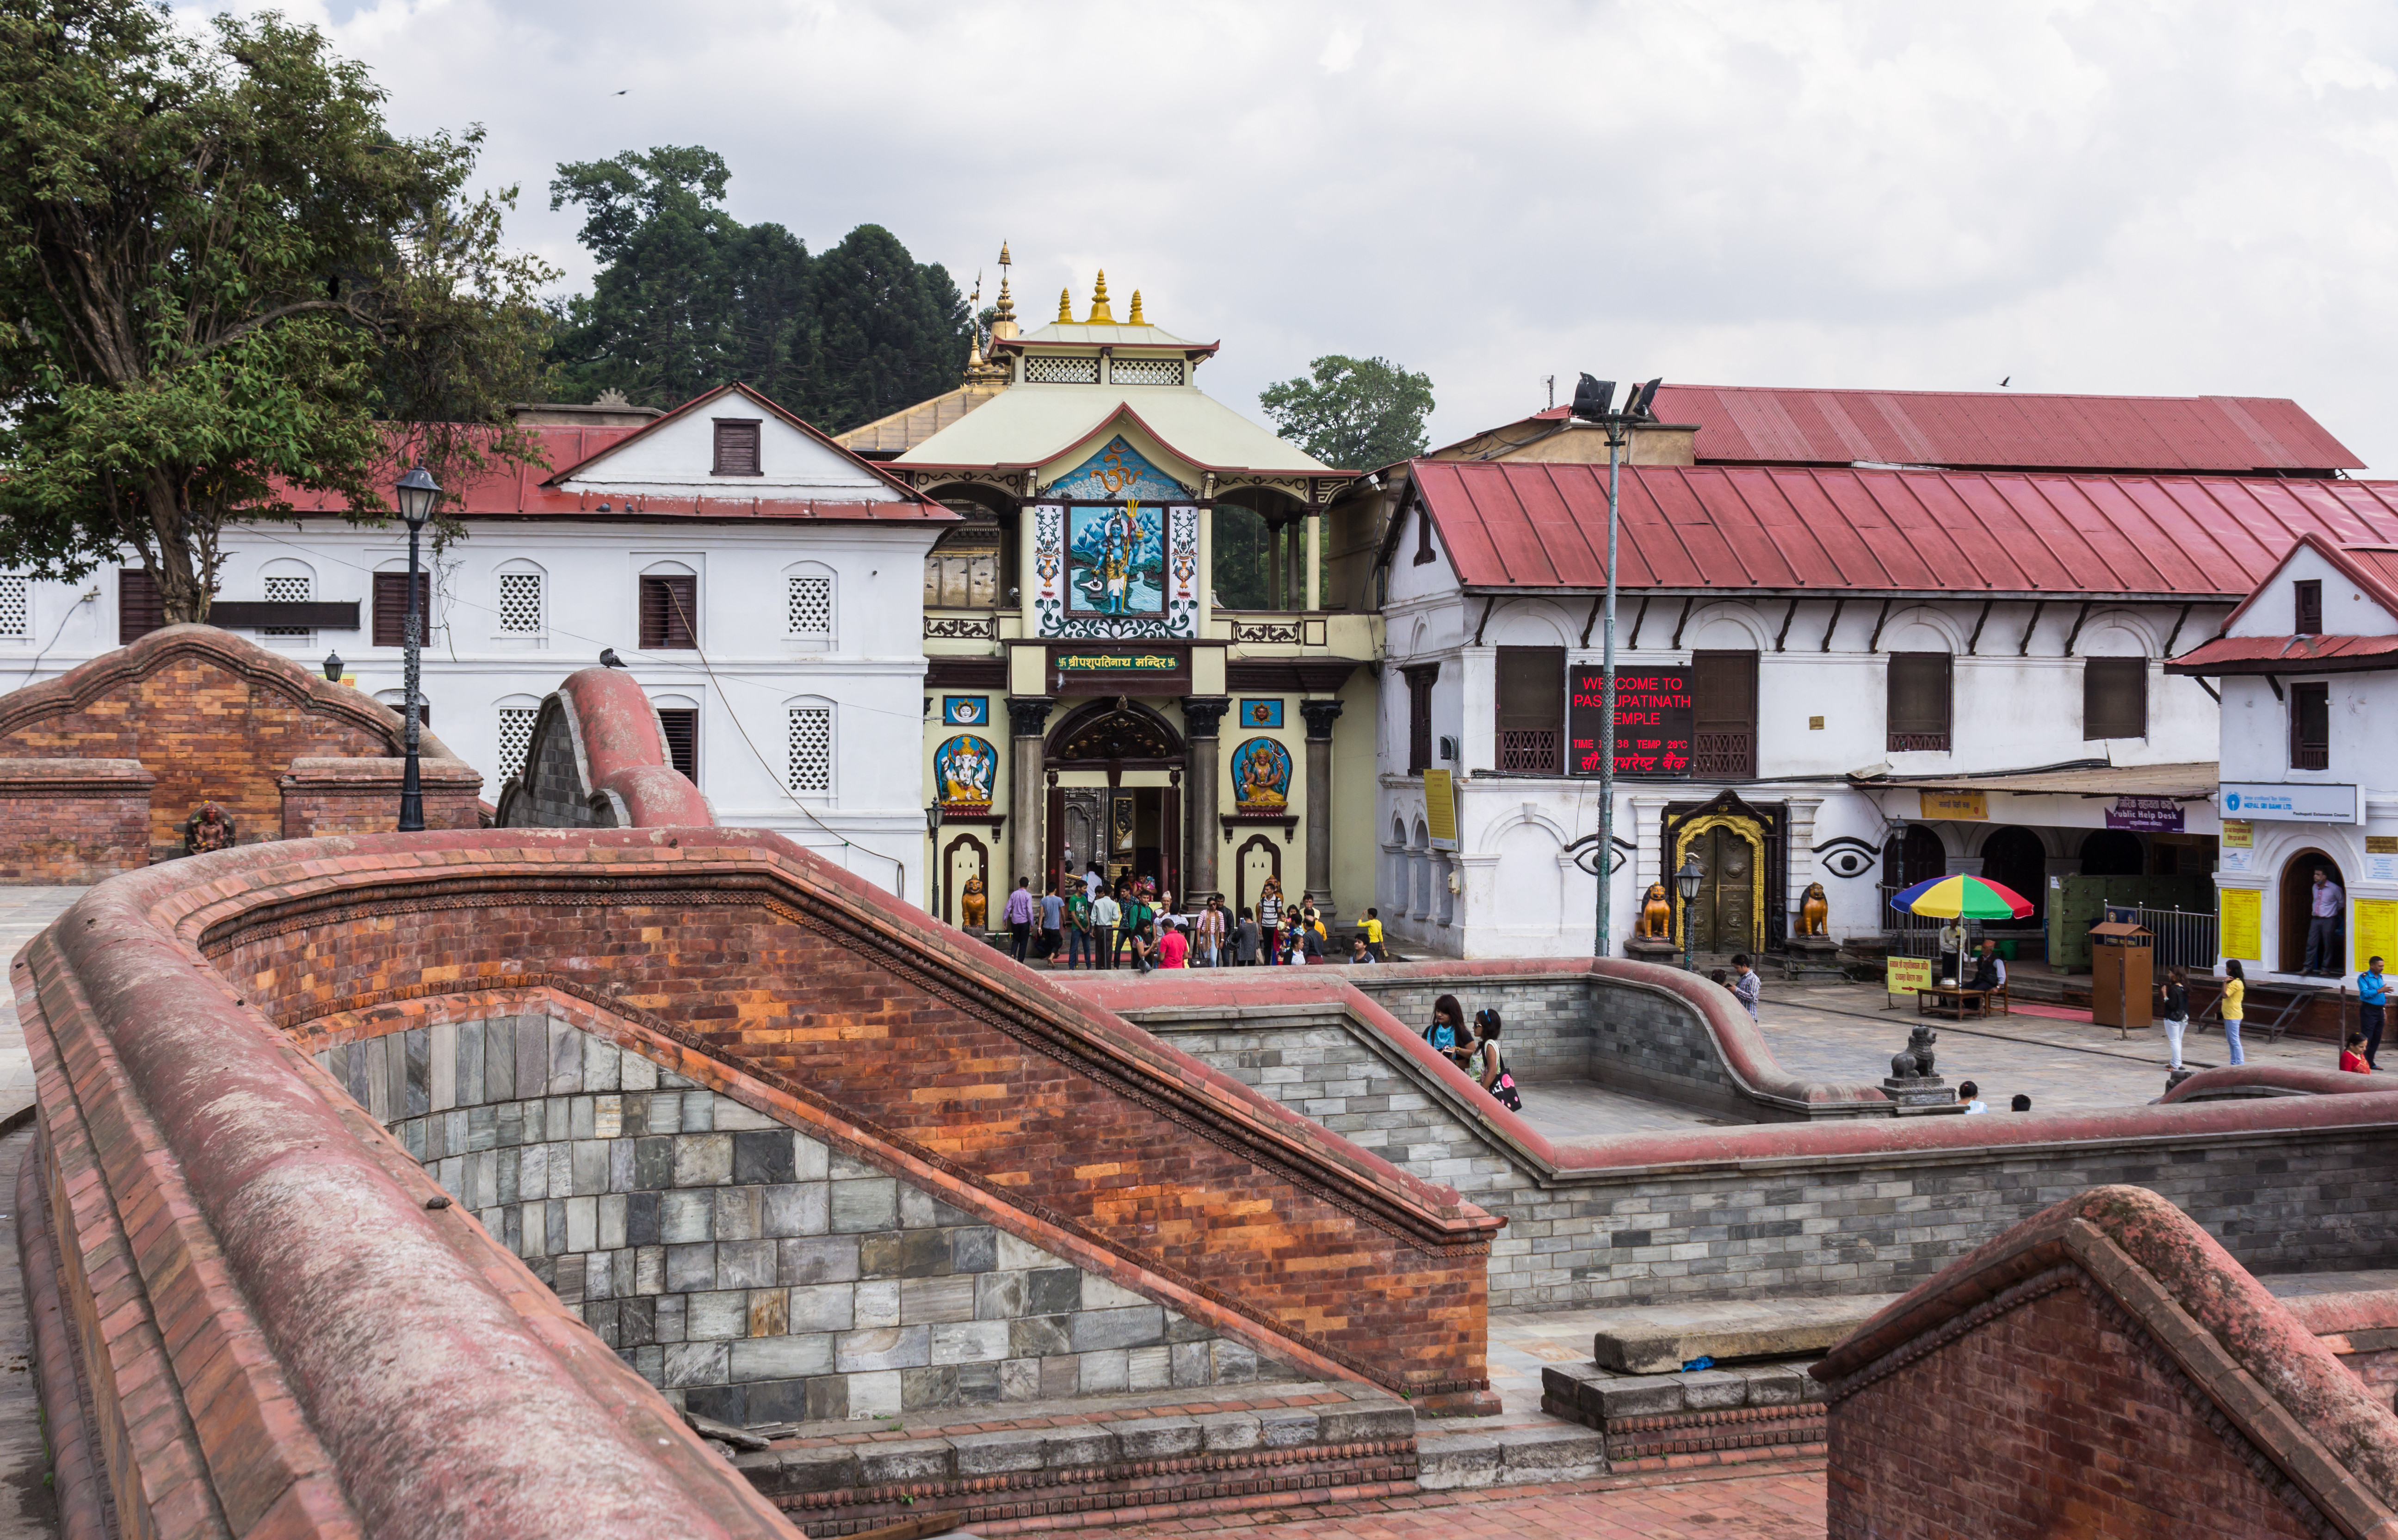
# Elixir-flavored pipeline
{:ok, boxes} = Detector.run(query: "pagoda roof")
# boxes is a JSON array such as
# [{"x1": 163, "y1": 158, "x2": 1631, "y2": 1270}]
[
  {"x1": 894, "y1": 386, "x2": 1345, "y2": 479},
  {"x1": 1001, "y1": 321, "x2": 1219, "y2": 354}
]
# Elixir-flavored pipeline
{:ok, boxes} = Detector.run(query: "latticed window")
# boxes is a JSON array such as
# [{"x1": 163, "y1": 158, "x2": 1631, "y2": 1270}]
[
  {"x1": 0, "y1": 576, "x2": 27, "y2": 639},
  {"x1": 787, "y1": 706, "x2": 833, "y2": 794},
  {"x1": 1110, "y1": 357, "x2": 1183, "y2": 386},
  {"x1": 498, "y1": 571, "x2": 544, "y2": 634},
  {"x1": 1024, "y1": 355, "x2": 1100, "y2": 384},
  {"x1": 262, "y1": 574, "x2": 311, "y2": 636},
  {"x1": 788, "y1": 574, "x2": 833, "y2": 638},
  {"x1": 497, "y1": 707, "x2": 538, "y2": 785}
]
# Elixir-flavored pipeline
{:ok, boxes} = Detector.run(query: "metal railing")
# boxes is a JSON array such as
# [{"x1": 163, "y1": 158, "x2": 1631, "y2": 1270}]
[
  {"x1": 2134, "y1": 904, "x2": 2219, "y2": 971},
  {"x1": 1887, "y1": 731, "x2": 1951, "y2": 753},
  {"x1": 1879, "y1": 883, "x2": 1944, "y2": 959},
  {"x1": 1498, "y1": 729, "x2": 1560, "y2": 774},
  {"x1": 1691, "y1": 729, "x2": 1755, "y2": 779}
]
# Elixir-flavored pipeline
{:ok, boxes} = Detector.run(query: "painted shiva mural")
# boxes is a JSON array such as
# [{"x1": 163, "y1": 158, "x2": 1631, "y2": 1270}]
[
  {"x1": 1069, "y1": 501, "x2": 1165, "y2": 616},
  {"x1": 1031, "y1": 494, "x2": 1199, "y2": 641},
  {"x1": 1233, "y1": 737, "x2": 1292, "y2": 810},
  {"x1": 935, "y1": 733, "x2": 998, "y2": 806}
]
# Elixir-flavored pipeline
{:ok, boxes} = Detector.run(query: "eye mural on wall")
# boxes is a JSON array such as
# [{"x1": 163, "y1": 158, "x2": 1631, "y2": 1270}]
[{"x1": 1814, "y1": 836, "x2": 1881, "y2": 880}]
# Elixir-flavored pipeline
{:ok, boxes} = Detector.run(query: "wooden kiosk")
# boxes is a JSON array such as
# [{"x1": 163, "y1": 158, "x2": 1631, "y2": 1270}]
[{"x1": 2091, "y1": 919, "x2": 2155, "y2": 1036}]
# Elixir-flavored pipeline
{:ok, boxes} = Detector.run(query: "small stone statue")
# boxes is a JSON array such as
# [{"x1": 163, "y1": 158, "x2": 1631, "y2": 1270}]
[
  {"x1": 1799, "y1": 881, "x2": 1829, "y2": 937},
  {"x1": 1890, "y1": 1023, "x2": 1940, "y2": 1081},
  {"x1": 1639, "y1": 882, "x2": 1673, "y2": 939},
  {"x1": 959, "y1": 874, "x2": 987, "y2": 928},
  {"x1": 183, "y1": 802, "x2": 235, "y2": 856}
]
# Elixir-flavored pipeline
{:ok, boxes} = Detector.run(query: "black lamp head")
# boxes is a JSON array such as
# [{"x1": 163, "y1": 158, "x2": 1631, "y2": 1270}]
[
  {"x1": 322, "y1": 650, "x2": 343, "y2": 682},
  {"x1": 1570, "y1": 374, "x2": 1616, "y2": 423},
  {"x1": 394, "y1": 466, "x2": 441, "y2": 530}
]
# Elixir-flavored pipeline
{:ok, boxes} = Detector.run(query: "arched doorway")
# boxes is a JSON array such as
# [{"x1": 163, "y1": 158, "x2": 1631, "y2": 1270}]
[
  {"x1": 1680, "y1": 821, "x2": 1760, "y2": 954},
  {"x1": 2079, "y1": 829, "x2": 2143, "y2": 876},
  {"x1": 1044, "y1": 699, "x2": 1185, "y2": 897},
  {"x1": 2280, "y1": 849, "x2": 2347, "y2": 977},
  {"x1": 1884, "y1": 825, "x2": 1945, "y2": 888},
  {"x1": 1979, "y1": 826, "x2": 2048, "y2": 925}
]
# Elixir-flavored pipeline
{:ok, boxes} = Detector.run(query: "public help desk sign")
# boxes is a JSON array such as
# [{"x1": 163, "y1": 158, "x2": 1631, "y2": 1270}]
[{"x1": 1570, "y1": 665, "x2": 1693, "y2": 776}]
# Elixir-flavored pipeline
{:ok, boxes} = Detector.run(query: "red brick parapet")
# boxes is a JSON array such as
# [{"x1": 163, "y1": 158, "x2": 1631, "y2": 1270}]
[
  {"x1": 12, "y1": 827, "x2": 1499, "y2": 1534},
  {"x1": 2161, "y1": 1063, "x2": 2383, "y2": 1102},
  {"x1": 495, "y1": 666, "x2": 712, "y2": 828},
  {"x1": 0, "y1": 758, "x2": 154, "y2": 881},
  {"x1": 1814, "y1": 1185, "x2": 2398, "y2": 1538}
]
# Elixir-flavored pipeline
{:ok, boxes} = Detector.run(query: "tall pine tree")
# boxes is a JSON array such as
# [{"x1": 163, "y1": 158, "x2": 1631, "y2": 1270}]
[{"x1": 548, "y1": 149, "x2": 965, "y2": 431}]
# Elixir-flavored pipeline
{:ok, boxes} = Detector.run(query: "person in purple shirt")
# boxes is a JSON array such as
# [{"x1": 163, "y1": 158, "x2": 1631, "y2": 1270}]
[
  {"x1": 1003, "y1": 876, "x2": 1036, "y2": 962},
  {"x1": 2305, "y1": 867, "x2": 2345, "y2": 977}
]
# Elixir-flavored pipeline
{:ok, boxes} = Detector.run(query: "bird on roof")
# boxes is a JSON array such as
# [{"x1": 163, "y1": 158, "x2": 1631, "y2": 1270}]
[
  {"x1": 600, "y1": 648, "x2": 627, "y2": 669},
  {"x1": 1998, "y1": 376, "x2": 2010, "y2": 387}
]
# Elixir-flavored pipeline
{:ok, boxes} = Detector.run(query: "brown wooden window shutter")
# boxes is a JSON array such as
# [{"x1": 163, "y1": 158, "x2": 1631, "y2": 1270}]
[
  {"x1": 1691, "y1": 649, "x2": 1759, "y2": 777},
  {"x1": 372, "y1": 572, "x2": 433, "y2": 647},
  {"x1": 2291, "y1": 682, "x2": 2330, "y2": 770},
  {"x1": 639, "y1": 575, "x2": 698, "y2": 649},
  {"x1": 118, "y1": 568, "x2": 164, "y2": 643},
  {"x1": 1404, "y1": 663, "x2": 1440, "y2": 773},
  {"x1": 712, "y1": 420, "x2": 762, "y2": 476},
  {"x1": 1495, "y1": 646, "x2": 1564, "y2": 773},
  {"x1": 1886, "y1": 652, "x2": 1952, "y2": 752},
  {"x1": 656, "y1": 708, "x2": 698, "y2": 782},
  {"x1": 2295, "y1": 579, "x2": 2324, "y2": 636},
  {"x1": 2083, "y1": 657, "x2": 2148, "y2": 740}
]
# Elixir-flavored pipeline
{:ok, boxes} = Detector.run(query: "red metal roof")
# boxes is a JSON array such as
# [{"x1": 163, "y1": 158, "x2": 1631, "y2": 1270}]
[
  {"x1": 1409, "y1": 461, "x2": 2398, "y2": 598},
  {"x1": 2167, "y1": 633, "x2": 2398, "y2": 674},
  {"x1": 1647, "y1": 385, "x2": 2364, "y2": 474}
]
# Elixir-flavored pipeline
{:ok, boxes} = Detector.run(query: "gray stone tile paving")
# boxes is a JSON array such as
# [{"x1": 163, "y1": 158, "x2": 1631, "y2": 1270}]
[
  {"x1": 0, "y1": 887, "x2": 81, "y2": 1128},
  {"x1": 0, "y1": 1128, "x2": 56, "y2": 1536},
  {"x1": 1513, "y1": 1079, "x2": 1729, "y2": 1145}
]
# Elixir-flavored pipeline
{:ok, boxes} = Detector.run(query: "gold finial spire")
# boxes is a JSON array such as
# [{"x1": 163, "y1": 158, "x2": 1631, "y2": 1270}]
[
  {"x1": 1057, "y1": 286, "x2": 1073, "y2": 323},
  {"x1": 1127, "y1": 290, "x2": 1145, "y2": 326},
  {"x1": 965, "y1": 269, "x2": 987, "y2": 373},
  {"x1": 998, "y1": 240, "x2": 1011, "y2": 269},
  {"x1": 1087, "y1": 270, "x2": 1114, "y2": 324}
]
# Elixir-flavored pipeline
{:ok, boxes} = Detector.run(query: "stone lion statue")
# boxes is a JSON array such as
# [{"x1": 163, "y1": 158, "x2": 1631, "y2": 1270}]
[
  {"x1": 960, "y1": 874, "x2": 988, "y2": 929},
  {"x1": 1799, "y1": 881, "x2": 1829, "y2": 937},
  {"x1": 1639, "y1": 881, "x2": 1673, "y2": 939}
]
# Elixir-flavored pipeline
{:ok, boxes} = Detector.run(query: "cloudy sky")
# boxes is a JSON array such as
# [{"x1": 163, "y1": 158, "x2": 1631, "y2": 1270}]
[{"x1": 195, "y1": 0, "x2": 2398, "y2": 470}]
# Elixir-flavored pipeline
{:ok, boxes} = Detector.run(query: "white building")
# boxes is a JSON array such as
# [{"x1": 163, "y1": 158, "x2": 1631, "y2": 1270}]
[
  {"x1": 2170, "y1": 534, "x2": 2398, "y2": 982},
  {"x1": 0, "y1": 384, "x2": 956, "y2": 901},
  {"x1": 1337, "y1": 385, "x2": 2394, "y2": 960}
]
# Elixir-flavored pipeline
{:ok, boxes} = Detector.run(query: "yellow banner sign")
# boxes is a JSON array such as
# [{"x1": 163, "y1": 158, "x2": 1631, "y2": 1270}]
[
  {"x1": 1423, "y1": 768, "x2": 1458, "y2": 849},
  {"x1": 1054, "y1": 653, "x2": 1179, "y2": 672},
  {"x1": 2358, "y1": 900, "x2": 2398, "y2": 973},
  {"x1": 2219, "y1": 887, "x2": 2262, "y2": 962},
  {"x1": 1918, "y1": 790, "x2": 1987, "y2": 821},
  {"x1": 1886, "y1": 955, "x2": 1934, "y2": 998},
  {"x1": 2370, "y1": 837, "x2": 2398, "y2": 856},
  {"x1": 2220, "y1": 820, "x2": 2253, "y2": 849}
]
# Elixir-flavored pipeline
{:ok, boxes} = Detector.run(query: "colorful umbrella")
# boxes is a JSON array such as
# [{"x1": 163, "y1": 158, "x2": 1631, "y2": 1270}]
[{"x1": 1887, "y1": 874, "x2": 2034, "y2": 920}]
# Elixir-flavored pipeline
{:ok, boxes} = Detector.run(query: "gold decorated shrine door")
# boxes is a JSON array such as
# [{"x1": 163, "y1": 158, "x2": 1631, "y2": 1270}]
[{"x1": 1689, "y1": 824, "x2": 1758, "y2": 954}]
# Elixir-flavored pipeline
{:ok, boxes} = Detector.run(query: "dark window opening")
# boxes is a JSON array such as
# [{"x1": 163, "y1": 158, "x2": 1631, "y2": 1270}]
[
  {"x1": 1404, "y1": 663, "x2": 1440, "y2": 773},
  {"x1": 1887, "y1": 652, "x2": 1952, "y2": 753},
  {"x1": 2291, "y1": 681, "x2": 2330, "y2": 770},
  {"x1": 1691, "y1": 649, "x2": 1759, "y2": 778},
  {"x1": 373, "y1": 571, "x2": 433, "y2": 648},
  {"x1": 118, "y1": 568, "x2": 164, "y2": 643},
  {"x1": 640, "y1": 575, "x2": 698, "y2": 650},
  {"x1": 2295, "y1": 579, "x2": 2323, "y2": 636},
  {"x1": 712, "y1": 419, "x2": 762, "y2": 476},
  {"x1": 2083, "y1": 657, "x2": 2148, "y2": 740},
  {"x1": 2078, "y1": 829, "x2": 2144, "y2": 877},
  {"x1": 1495, "y1": 646, "x2": 1564, "y2": 773},
  {"x1": 1414, "y1": 503, "x2": 1437, "y2": 565},
  {"x1": 656, "y1": 708, "x2": 698, "y2": 783}
]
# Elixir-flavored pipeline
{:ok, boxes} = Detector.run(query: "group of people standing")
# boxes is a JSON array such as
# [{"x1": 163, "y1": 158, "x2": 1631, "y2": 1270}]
[
  {"x1": 1420, "y1": 994, "x2": 1522, "y2": 1110},
  {"x1": 1004, "y1": 869, "x2": 1388, "y2": 972}
]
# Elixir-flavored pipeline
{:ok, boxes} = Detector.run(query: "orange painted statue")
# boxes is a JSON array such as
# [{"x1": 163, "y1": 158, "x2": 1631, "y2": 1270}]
[
  {"x1": 960, "y1": 874, "x2": 988, "y2": 928},
  {"x1": 1799, "y1": 881, "x2": 1829, "y2": 937},
  {"x1": 1639, "y1": 881, "x2": 1673, "y2": 939}
]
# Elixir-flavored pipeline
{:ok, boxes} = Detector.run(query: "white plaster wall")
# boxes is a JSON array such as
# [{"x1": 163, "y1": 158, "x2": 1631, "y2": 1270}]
[
  {"x1": 561, "y1": 393, "x2": 908, "y2": 501},
  {"x1": 2220, "y1": 672, "x2": 2398, "y2": 801},
  {"x1": 2224, "y1": 545, "x2": 2398, "y2": 639}
]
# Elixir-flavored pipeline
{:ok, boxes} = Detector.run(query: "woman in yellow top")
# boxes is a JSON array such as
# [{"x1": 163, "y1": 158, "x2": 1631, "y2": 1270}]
[{"x1": 2220, "y1": 959, "x2": 2246, "y2": 1066}]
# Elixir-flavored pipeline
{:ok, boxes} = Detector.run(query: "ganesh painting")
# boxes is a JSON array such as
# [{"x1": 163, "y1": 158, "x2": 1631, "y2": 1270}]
[
  {"x1": 934, "y1": 734, "x2": 997, "y2": 806},
  {"x1": 1232, "y1": 737, "x2": 1292, "y2": 811}
]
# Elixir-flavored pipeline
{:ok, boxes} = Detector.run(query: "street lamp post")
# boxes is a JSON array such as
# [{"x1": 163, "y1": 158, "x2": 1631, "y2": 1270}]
[
  {"x1": 393, "y1": 467, "x2": 439, "y2": 832},
  {"x1": 1570, "y1": 375, "x2": 1662, "y2": 959},
  {"x1": 1675, "y1": 850, "x2": 1706, "y2": 973},
  {"x1": 926, "y1": 801, "x2": 945, "y2": 920}
]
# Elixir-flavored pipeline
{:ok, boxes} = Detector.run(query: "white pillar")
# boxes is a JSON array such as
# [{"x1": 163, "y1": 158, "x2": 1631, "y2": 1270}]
[{"x1": 1304, "y1": 511, "x2": 1322, "y2": 612}]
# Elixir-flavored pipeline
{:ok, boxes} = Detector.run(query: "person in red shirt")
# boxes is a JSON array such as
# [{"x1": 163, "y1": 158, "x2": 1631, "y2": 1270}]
[
  {"x1": 1156, "y1": 920, "x2": 1189, "y2": 968},
  {"x1": 2342, "y1": 1033, "x2": 2374, "y2": 1074}
]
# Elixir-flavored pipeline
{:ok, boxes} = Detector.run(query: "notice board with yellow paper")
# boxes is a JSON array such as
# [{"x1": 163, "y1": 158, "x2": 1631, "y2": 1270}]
[
  {"x1": 1423, "y1": 768, "x2": 1459, "y2": 851},
  {"x1": 2357, "y1": 899, "x2": 2398, "y2": 973},
  {"x1": 2219, "y1": 887, "x2": 2262, "y2": 962}
]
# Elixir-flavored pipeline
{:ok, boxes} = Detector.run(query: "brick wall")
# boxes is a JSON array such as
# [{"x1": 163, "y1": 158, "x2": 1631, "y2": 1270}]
[
  {"x1": 322, "y1": 1012, "x2": 1292, "y2": 1424},
  {"x1": 0, "y1": 624, "x2": 479, "y2": 859},
  {"x1": 280, "y1": 757, "x2": 483, "y2": 838},
  {"x1": 0, "y1": 760, "x2": 154, "y2": 881},
  {"x1": 1827, "y1": 1275, "x2": 2321, "y2": 1538}
]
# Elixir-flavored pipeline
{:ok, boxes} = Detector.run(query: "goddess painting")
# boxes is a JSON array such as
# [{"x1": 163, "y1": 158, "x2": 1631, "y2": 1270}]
[
  {"x1": 1232, "y1": 737, "x2": 1292, "y2": 810},
  {"x1": 935, "y1": 734, "x2": 997, "y2": 805}
]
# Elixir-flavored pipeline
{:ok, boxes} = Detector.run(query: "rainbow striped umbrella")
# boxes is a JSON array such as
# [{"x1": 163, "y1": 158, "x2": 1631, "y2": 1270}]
[{"x1": 1887, "y1": 874, "x2": 2034, "y2": 920}]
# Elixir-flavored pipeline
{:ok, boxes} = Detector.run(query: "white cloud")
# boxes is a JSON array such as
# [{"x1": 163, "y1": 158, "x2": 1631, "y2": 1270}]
[{"x1": 184, "y1": 0, "x2": 2398, "y2": 472}]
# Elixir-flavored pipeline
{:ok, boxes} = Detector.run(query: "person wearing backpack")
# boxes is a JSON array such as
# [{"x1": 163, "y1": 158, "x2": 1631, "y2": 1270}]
[{"x1": 1477, "y1": 1009, "x2": 1523, "y2": 1111}]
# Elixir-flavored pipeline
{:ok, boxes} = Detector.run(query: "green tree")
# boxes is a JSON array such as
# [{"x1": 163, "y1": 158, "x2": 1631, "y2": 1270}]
[
  {"x1": 549, "y1": 149, "x2": 968, "y2": 432},
  {"x1": 1259, "y1": 355, "x2": 1437, "y2": 471},
  {"x1": 0, "y1": 0, "x2": 557, "y2": 622}
]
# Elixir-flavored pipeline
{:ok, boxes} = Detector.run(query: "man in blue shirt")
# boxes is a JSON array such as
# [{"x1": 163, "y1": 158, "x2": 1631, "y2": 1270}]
[
  {"x1": 2359, "y1": 954, "x2": 2386, "y2": 1070},
  {"x1": 1039, "y1": 884, "x2": 1065, "y2": 965}
]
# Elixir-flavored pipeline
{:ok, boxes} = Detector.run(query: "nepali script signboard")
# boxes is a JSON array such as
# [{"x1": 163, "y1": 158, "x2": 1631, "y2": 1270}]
[
  {"x1": 1569, "y1": 664, "x2": 1693, "y2": 777},
  {"x1": 1886, "y1": 955, "x2": 1934, "y2": 1003}
]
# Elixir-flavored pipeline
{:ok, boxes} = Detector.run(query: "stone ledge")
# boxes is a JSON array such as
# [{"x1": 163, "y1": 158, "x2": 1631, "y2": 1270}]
[{"x1": 1582, "y1": 1294, "x2": 1904, "y2": 1374}]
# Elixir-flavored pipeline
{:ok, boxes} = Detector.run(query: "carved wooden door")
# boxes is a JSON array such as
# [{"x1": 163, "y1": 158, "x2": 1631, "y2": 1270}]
[{"x1": 1690, "y1": 825, "x2": 1757, "y2": 954}]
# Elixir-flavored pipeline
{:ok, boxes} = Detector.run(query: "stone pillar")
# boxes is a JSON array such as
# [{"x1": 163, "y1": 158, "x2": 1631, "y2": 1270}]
[
  {"x1": 1304, "y1": 511, "x2": 1322, "y2": 612},
  {"x1": 1300, "y1": 697, "x2": 1345, "y2": 917},
  {"x1": 1006, "y1": 696, "x2": 1053, "y2": 888},
  {"x1": 1182, "y1": 696, "x2": 1230, "y2": 900}
]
